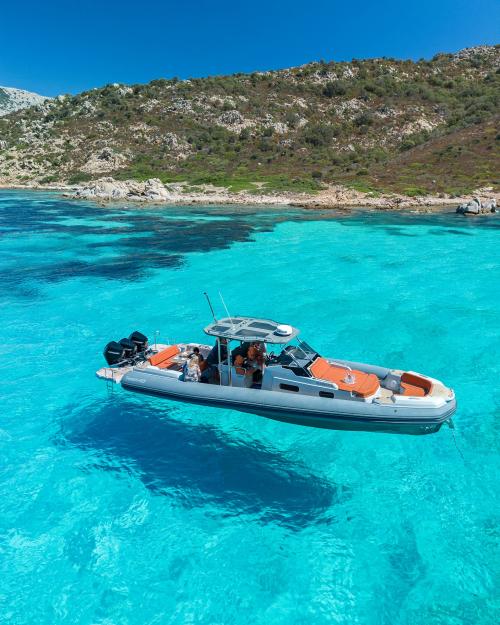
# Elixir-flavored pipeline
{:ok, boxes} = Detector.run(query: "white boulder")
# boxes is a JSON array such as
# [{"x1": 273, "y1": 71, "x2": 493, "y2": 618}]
[
  {"x1": 456, "y1": 197, "x2": 498, "y2": 215},
  {"x1": 70, "y1": 177, "x2": 173, "y2": 202}
]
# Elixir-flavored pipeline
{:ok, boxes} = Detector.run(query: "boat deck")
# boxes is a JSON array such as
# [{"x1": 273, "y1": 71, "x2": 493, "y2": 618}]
[
  {"x1": 96, "y1": 343, "x2": 171, "y2": 384},
  {"x1": 374, "y1": 387, "x2": 394, "y2": 404},
  {"x1": 96, "y1": 343, "x2": 212, "y2": 384},
  {"x1": 96, "y1": 364, "x2": 134, "y2": 384}
]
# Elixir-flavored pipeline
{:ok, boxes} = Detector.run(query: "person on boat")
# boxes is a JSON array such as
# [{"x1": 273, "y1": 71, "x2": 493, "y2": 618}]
[
  {"x1": 233, "y1": 354, "x2": 249, "y2": 375},
  {"x1": 232, "y1": 343, "x2": 264, "y2": 385},
  {"x1": 183, "y1": 354, "x2": 201, "y2": 382},
  {"x1": 231, "y1": 341, "x2": 250, "y2": 361},
  {"x1": 247, "y1": 342, "x2": 265, "y2": 366},
  {"x1": 200, "y1": 338, "x2": 228, "y2": 383},
  {"x1": 206, "y1": 338, "x2": 228, "y2": 366},
  {"x1": 246, "y1": 342, "x2": 265, "y2": 384},
  {"x1": 232, "y1": 354, "x2": 257, "y2": 387},
  {"x1": 190, "y1": 346, "x2": 204, "y2": 365}
]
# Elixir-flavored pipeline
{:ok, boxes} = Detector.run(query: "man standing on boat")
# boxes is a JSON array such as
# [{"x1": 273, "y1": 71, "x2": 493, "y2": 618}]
[{"x1": 201, "y1": 337, "x2": 228, "y2": 383}]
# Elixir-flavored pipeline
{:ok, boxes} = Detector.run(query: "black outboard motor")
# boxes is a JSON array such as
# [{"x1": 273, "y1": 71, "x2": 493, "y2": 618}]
[
  {"x1": 103, "y1": 341, "x2": 126, "y2": 366},
  {"x1": 119, "y1": 338, "x2": 137, "y2": 359},
  {"x1": 129, "y1": 331, "x2": 148, "y2": 353}
]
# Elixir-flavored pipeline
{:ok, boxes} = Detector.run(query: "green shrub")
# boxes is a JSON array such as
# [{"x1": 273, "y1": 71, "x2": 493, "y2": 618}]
[
  {"x1": 346, "y1": 180, "x2": 380, "y2": 195},
  {"x1": 67, "y1": 172, "x2": 93, "y2": 184},
  {"x1": 303, "y1": 123, "x2": 336, "y2": 146},
  {"x1": 322, "y1": 81, "x2": 347, "y2": 97},
  {"x1": 38, "y1": 175, "x2": 59, "y2": 184},
  {"x1": 404, "y1": 186, "x2": 427, "y2": 197},
  {"x1": 353, "y1": 112, "x2": 374, "y2": 127}
]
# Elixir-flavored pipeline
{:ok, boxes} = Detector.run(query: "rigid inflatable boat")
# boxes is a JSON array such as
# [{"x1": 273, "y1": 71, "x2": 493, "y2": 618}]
[{"x1": 96, "y1": 316, "x2": 456, "y2": 435}]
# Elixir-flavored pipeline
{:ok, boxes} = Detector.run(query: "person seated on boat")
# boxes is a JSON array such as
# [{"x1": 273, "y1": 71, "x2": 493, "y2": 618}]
[
  {"x1": 233, "y1": 347, "x2": 262, "y2": 385},
  {"x1": 231, "y1": 341, "x2": 250, "y2": 361},
  {"x1": 189, "y1": 346, "x2": 204, "y2": 365},
  {"x1": 183, "y1": 354, "x2": 201, "y2": 382},
  {"x1": 249, "y1": 342, "x2": 265, "y2": 365},
  {"x1": 246, "y1": 342, "x2": 265, "y2": 384},
  {"x1": 233, "y1": 354, "x2": 249, "y2": 374}
]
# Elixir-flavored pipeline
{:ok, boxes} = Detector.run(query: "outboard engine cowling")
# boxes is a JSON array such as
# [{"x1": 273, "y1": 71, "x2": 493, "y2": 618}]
[
  {"x1": 129, "y1": 330, "x2": 148, "y2": 352},
  {"x1": 119, "y1": 338, "x2": 137, "y2": 359},
  {"x1": 104, "y1": 341, "x2": 126, "y2": 365}
]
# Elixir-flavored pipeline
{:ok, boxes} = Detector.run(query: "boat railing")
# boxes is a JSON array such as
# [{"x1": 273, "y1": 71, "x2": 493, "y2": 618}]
[
  {"x1": 328, "y1": 359, "x2": 351, "y2": 371},
  {"x1": 327, "y1": 360, "x2": 357, "y2": 385}
]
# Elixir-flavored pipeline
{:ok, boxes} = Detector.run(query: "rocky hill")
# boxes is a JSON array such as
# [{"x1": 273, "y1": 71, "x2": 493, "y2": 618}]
[
  {"x1": 0, "y1": 45, "x2": 498, "y2": 197},
  {"x1": 0, "y1": 86, "x2": 50, "y2": 117}
]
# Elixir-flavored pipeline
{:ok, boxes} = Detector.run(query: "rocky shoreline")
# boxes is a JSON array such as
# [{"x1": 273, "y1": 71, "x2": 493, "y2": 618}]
[{"x1": 1, "y1": 177, "x2": 499, "y2": 213}]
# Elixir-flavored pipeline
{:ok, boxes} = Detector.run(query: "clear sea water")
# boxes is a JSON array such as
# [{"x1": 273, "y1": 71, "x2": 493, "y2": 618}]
[{"x1": 1, "y1": 190, "x2": 498, "y2": 625}]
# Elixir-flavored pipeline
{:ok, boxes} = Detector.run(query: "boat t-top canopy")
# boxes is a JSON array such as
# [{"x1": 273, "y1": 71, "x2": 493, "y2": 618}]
[{"x1": 204, "y1": 316, "x2": 300, "y2": 344}]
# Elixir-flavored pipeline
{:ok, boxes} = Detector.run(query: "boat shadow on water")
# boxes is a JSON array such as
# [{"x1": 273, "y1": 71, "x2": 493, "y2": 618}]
[{"x1": 55, "y1": 398, "x2": 349, "y2": 530}]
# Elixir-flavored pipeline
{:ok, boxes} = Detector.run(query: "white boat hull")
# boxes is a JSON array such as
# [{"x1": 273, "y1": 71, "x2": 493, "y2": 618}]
[{"x1": 120, "y1": 368, "x2": 456, "y2": 435}]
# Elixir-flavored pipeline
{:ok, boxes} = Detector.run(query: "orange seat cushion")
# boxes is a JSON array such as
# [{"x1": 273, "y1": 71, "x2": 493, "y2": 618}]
[
  {"x1": 400, "y1": 382, "x2": 426, "y2": 397},
  {"x1": 400, "y1": 372, "x2": 432, "y2": 396},
  {"x1": 149, "y1": 345, "x2": 180, "y2": 368},
  {"x1": 309, "y1": 358, "x2": 379, "y2": 398}
]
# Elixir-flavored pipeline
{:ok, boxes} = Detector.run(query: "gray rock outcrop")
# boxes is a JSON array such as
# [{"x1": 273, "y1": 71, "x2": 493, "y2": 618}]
[
  {"x1": 482, "y1": 198, "x2": 497, "y2": 212},
  {"x1": 218, "y1": 110, "x2": 244, "y2": 126},
  {"x1": 456, "y1": 197, "x2": 497, "y2": 215},
  {"x1": 70, "y1": 177, "x2": 172, "y2": 202},
  {"x1": 0, "y1": 86, "x2": 50, "y2": 116},
  {"x1": 81, "y1": 148, "x2": 128, "y2": 174}
]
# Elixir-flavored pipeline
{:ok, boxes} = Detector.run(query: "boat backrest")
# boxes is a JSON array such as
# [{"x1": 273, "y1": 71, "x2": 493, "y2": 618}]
[
  {"x1": 218, "y1": 364, "x2": 252, "y2": 388},
  {"x1": 400, "y1": 372, "x2": 433, "y2": 396},
  {"x1": 231, "y1": 368, "x2": 253, "y2": 388}
]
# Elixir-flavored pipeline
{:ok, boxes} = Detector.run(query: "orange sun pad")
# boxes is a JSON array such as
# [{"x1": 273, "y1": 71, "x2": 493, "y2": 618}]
[
  {"x1": 309, "y1": 358, "x2": 379, "y2": 398},
  {"x1": 149, "y1": 345, "x2": 180, "y2": 368}
]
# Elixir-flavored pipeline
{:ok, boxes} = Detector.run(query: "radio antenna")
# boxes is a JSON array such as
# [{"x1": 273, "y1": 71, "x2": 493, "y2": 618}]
[
  {"x1": 219, "y1": 291, "x2": 234, "y2": 328},
  {"x1": 204, "y1": 292, "x2": 217, "y2": 322}
]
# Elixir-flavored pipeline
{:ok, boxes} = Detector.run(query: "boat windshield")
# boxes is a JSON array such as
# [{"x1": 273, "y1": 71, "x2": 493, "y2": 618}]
[
  {"x1": 297, "y1": 339, "x2": 318, "y2": 358},
  {"x1": 275, "y1": 339, "x2": 319, "y2": 368}
]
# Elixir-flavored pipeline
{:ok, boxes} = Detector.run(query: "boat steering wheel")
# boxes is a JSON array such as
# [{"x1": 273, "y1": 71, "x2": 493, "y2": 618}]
[{"x1": 266, "y1": 352, "x2": 277, "y2": 364}]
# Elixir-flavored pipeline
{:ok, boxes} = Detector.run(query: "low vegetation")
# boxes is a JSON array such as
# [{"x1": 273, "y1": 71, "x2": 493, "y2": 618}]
[{"x1": 0, "y1": 45, "x2": 498, "y2": 194}]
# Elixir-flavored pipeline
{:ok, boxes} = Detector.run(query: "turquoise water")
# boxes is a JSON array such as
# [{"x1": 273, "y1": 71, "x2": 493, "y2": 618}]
[{"x1": 1, "y1": 190, "x2": 499, "y2": 624}]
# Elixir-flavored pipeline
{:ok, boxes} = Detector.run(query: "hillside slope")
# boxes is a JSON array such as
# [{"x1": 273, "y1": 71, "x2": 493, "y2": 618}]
[
  {"x1": 0, "y1": 45, "x2": 498, "y2": 196},
  {"x1": 0, "y1": 86, "x2": 50, "y2": 117}
]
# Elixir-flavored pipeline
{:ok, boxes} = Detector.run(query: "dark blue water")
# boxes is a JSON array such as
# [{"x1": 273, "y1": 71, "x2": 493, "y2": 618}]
[{"x1": 1, "y1": 190, "x2": 498, "y2": 624}]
